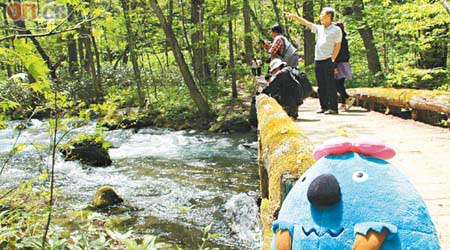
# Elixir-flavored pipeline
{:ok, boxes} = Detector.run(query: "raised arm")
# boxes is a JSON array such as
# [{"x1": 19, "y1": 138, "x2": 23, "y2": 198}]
[{"x1": 284, "y1": 12, "x2": 314, "y2": 30}]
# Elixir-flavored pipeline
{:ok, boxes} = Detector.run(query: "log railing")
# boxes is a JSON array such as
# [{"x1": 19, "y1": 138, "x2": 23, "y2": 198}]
[
  {"x1": 348, "y1": 88, "x2": 450, "y2": 129},
  {"x1": 255, "y1": 94, "x2": 315, "y2": 249}
]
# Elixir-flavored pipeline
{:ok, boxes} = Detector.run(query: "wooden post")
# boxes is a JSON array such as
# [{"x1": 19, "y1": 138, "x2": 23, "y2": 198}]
[
  {"x1": 259, "y1": 138, "x2": 269, "y2": 199},
  {"x1": 412, "y1": 110, "x2": 418, "y2": 121},
  {"x1": 369, "y1": 101, "x2": 375, "y2": 111},
  {"x1": 447, "y1": 114, "x2": 450, "y2": 130}
]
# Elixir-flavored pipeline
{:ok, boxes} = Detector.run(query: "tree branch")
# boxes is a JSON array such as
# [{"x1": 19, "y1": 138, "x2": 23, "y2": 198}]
[{"x1": 0, "y1": 17, "x2": 97, "y2": 42}]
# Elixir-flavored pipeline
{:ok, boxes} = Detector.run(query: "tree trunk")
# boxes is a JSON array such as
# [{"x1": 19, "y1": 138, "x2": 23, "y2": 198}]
[
  {"x1": 227, "y1": 0, "x2": 237, "y2": 98},
  {"x1": 243, "y1": 0, "x2": 253, "y2": 64},
  {"x1": 77, "y1": 38, "x2": 84, "y2": 74},
  {"x1": 66, "y1": 4, "x2": 78, "y2": 76},
  {"x1": 91, "y1": 31, "x2": 101, "y2": 80},
  {"x1": 353, "y1": 0, "x2": 384, "y2": 78},
  {"x1": 80, "y1": 25, "x2": 102, "y2": 101},
  {"x1": 191, "y1": 0, "x2": 208, "y2": 83},
  {"x1": 150, "y1": 0, "x2": 210, "y2": 116},
  {"x1": 67, "y1": 36, "x2": 78, "y2": 75},
  {"x1": 121, "y1": 0, "x2": 144, "y2": 108},
  {"x1": 270, "y1": 0, "x2": 291, "y2": 41},
  {"x1": 249, "y1": 7, "x2": 271, "y2": 40},
  {"x1": 270, "y1": 0, "x2": 282, "y2": 26},
  {"x1": 302, "y1": 0, "x2": 315, "y2": 67},
  {"x1": 179, "y1": 0, "x2": 193, "y2": 59},
  {"x1": 1, "y1": 4, "x2": 12, "y2": 77},
  {"x1": 77, "y1": 0, "x2": 102, "y2": 101}
]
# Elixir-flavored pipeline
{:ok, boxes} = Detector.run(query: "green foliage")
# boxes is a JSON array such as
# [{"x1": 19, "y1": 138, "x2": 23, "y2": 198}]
[
  {"x1": 386, "y1": 67, "x2": 449, "y2": 89},
  {"x1": 197, "y1": 223, "x2": 221, "y2": 250},
  {"x1": 63, "y1": 130, "x2": 110, "y2": 151},
  {"x1": 0, "y1": 176, "x2": 175, "y2": 249}
]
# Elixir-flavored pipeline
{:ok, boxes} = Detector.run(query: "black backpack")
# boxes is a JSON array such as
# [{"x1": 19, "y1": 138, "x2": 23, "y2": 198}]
[{"x1": 288, "y1": 68, "x2": 313, "y2": 100}]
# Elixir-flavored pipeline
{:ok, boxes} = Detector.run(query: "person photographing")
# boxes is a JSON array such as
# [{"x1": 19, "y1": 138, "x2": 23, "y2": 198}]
[
  {"x1": 285, "y1": 7, "x2": 342, "y2": 114},
  {"x1": 262, "y1": 24, "x2": 299, "y2": 68}
]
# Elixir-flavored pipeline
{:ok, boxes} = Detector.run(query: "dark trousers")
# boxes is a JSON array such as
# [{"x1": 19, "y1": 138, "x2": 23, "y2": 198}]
[
  {"x1": 336, "y1": 78, "x2": 349, "y2": 104},
  {"x1": 251, "y1": 69, "x2": 257, "y2": 76},
  {"x1": 257, "y1": 67, "x2": 262, "y2": 76},
  {"x1": 315, "y1": 59, "x2": 338, "y2": 111}
]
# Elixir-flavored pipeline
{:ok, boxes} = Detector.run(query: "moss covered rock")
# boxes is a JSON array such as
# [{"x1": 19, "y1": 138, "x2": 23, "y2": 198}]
[
  {"x1": 92, "y1": 186, "x2": 124, "y2": 210},
  {"x1": 98, "y1": 110, "x2": 159, "y2": 130},
  {"x1": 60, "y1": 133, "x2": 112, "y2": 167},
  {"x1": 210, "y1": 114, "x2": 251, "y2": 133}
]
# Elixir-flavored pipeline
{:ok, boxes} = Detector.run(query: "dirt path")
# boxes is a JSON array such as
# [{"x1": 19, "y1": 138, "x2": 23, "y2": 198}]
[{"x1": 295, "y1": 98, "x2": 450, "y2": 248}]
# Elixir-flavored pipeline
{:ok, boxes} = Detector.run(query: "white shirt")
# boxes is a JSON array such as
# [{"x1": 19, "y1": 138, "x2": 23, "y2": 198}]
[{"x1": 311, "y1": 23, "x2": 342, "y2": 61}]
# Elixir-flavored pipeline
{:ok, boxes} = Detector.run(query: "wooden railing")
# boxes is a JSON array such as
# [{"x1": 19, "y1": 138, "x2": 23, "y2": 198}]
[
  {"x1": 255, "y1": 94, "x2": 315, "y2": 249},
  {"x1": 348, "y1": 88, "x2": 450, "y2": 129}
]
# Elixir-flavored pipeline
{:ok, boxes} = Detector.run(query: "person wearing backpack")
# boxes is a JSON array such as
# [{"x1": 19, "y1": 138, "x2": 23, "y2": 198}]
[
  {"x1": 263, "y1": 24, "x2": 299, "y2": 68},
  {"x1": 334, "y1": 22, "x2": 356, "y2": 111},
  {"x1": 262, "y1": 59, "x2": 302, "y2": 119}
]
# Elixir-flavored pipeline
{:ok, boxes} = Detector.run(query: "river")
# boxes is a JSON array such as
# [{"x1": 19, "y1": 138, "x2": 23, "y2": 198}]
[{"x1": 0, "y1": 119, "x2": 262, "y2": 249}]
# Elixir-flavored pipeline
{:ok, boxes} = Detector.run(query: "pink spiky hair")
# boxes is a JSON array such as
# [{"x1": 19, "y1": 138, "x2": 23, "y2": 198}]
[{"x1": 313, "y1": 137, "x2": 396, "y2": 160}]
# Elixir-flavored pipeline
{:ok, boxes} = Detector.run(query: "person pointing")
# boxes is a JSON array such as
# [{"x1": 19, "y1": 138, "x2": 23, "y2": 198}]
[{"x1": 285, "y1": 8, "x2": 342, "y2": 114}]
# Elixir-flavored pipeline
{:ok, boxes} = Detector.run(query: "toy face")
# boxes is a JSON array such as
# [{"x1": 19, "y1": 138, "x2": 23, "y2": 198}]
[{"x1": 272, "y1": 152, "x2": 438, "y2": 249}]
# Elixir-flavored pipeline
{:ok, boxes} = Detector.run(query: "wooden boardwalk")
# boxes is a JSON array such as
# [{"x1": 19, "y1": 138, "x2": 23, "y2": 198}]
[{"x1": 295, "y1": 98, "x2": 450, "y2": 249}]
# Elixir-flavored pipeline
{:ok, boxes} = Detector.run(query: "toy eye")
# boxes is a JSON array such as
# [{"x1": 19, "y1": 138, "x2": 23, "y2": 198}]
[{"x1": 352, "y1": 171, "x2": 368, "y2": 182}]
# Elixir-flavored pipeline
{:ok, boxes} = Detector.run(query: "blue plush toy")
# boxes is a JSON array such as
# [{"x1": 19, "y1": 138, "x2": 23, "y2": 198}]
[{"x1": 271, "y1": 137, "x2": 441, "y2": 250}]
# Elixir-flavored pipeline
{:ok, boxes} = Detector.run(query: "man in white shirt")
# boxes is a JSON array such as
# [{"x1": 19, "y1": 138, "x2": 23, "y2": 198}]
[{"x1": 285, "y1": 7, "x2": 342, "y2": 114}]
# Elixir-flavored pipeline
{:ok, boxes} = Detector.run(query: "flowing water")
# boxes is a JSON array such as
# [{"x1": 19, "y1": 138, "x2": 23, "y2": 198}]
[{"x1": 0, "y1": 120, "x2": 262, "y2": 249}]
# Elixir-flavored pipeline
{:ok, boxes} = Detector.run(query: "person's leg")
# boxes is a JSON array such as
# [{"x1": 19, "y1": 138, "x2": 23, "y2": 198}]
[
  {"x1": 252, "y1": 68, "x2": 257, "y2": 76},
  {"x1": 315, "y1": 61, "x2": 327, "y2": 112},
  {"x1": 325, "y1": 60, "x2": 338, "y2": 112},
  {"x1": 336, "y1": 78, "x2": 348, "y2": 104}
]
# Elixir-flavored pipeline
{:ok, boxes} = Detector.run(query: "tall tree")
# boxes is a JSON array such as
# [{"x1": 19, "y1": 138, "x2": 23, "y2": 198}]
[
  {"x1": 79, "y1": 0, "x2": 103, "y2": 101},
  {"x1": 227, "y1": 0, "x2": 237, "y2": 98},
  {"x1": 66, "y1": 4, "x2": 78, "y2": 76},
  {"x1": 242, "y1": 0, "x2": 253, "y2": 64},
  {"x1": 249, "y1": 7, "x2": 270, "y2": 40},
  {"x1": 150, "y1": 0, "x2": 210, "y2": 116},
  {"x1": 121, "y1": 0, "x2": 144, "y2": 108},
  {"x1": 191, "y1": 0, "x2": 209, "y2": 83},
  {"x1": 353, "y1": 0, "x2": 384, "y2": 78},
  {"x1": 302, "y1": 0, "x2": 315, "y2": 67}
]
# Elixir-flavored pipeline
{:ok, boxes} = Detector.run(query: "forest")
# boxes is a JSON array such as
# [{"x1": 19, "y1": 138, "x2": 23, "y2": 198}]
[{"x1": 0, "y1": 0, "x2": 449, "y2": 249}]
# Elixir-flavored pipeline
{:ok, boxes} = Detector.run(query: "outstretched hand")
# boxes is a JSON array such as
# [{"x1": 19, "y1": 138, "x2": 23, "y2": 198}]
[{"x1": 284, "y1": 12, "x2": 296, "y2": 19}]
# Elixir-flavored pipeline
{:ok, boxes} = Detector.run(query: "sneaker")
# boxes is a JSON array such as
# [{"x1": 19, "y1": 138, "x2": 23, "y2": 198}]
[
  {"x1": 345, "y1": 97, "x2": 356, "y2": 110},
  {"x1": 317, "y1": 109, "x2": 326, "y2": 114},
  {"x1": 324, "y1": 109, "x2": 338, "y2": 115}
]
